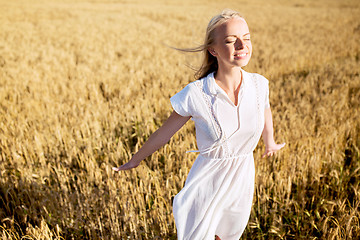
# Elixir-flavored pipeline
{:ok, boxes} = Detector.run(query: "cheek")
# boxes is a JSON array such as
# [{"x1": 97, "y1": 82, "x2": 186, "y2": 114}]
[
  {"x1": 218, "y1": 46, "x2": 233, "y2": 56},
  {"x1": 247, "y1": 43, "x2": 252, "y2": 52}
]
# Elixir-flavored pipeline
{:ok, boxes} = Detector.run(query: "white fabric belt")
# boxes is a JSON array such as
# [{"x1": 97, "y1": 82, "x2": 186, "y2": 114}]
[{"x1": 186, "y1": 150, "x2": 252, "y2": 160}]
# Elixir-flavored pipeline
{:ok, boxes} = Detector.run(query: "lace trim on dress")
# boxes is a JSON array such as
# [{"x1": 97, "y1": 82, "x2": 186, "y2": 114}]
[
  {"x1": 243, "y1": 73, "x2": 262, "y2": 154},
  {"x1": 194, "y1": 80, "x2": 223, "y2": 139},
  {"x1": 194, "y1": 80, "x2": 230, "y2": 157},
  {"x1": 188, "y1": 73, "x2": 263, "y2": 159}
]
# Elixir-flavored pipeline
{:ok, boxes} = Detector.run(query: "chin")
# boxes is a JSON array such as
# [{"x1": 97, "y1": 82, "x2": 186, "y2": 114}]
[{"x1": 236, "y1": 60, "x2": 250, "y2": 68}]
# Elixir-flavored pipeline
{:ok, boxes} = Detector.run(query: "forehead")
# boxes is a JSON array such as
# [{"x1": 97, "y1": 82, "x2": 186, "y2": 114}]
[{"x1": 216, "y1": 17, "x2": 250, "y2": 37}]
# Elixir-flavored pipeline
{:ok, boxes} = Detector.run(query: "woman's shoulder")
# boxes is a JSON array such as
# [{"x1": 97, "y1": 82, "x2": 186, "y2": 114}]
[
  {"x1": 180, "y1": 80, "x2": 200, "y2": 92},
  {"x1": 244, "y1": 70, "x2": 269, "y2": 85},
  {"x1": 184, "y1": 73, "x2": 211, "y2": 91},
  {"x1": 175, "y1": 78, "x2": 202, "y2": 97}
]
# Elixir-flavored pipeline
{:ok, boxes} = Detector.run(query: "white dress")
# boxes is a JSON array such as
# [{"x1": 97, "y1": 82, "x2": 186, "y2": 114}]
[{"x1": 170, "y1": 69, "x2": 270, "y2": 240}]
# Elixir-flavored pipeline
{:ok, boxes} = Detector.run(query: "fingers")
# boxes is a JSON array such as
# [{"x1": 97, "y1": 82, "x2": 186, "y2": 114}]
[
  {"x1": 262, "y1": 142, "x2": 286, "y2": 158},
  {"x1": 112, "y1": 161, "x2": 139, "y2": 171},
  {"x1": 262, "y1": 151, "x2": 274, "y2": 158},
  {"x1": 262, "y1": 151, "x2": 275, "y2": 158},
  {"x1": 112, "y1": 165, "x2": 130, "y2": 171}
]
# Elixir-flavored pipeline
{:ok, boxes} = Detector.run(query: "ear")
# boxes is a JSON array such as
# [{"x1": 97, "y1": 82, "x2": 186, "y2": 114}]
[{"x1": 208, "y1": 47, "x2": 217, "y2": 56}]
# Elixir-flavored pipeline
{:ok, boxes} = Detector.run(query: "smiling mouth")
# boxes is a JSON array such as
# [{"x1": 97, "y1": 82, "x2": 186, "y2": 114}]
[{"x1": 234, "y1": 53, "x2": 247, "y2": 57}]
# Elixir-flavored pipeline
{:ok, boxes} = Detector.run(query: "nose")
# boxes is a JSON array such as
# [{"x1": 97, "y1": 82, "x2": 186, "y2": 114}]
[{"x1": 235, "y1": 38, "x2": 244, "y2": 50}]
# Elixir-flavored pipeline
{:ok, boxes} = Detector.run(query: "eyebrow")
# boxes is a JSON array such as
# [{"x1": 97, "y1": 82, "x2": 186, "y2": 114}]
[{"x1": 224, "y1": 33, "x2": 251, "y2": 39}]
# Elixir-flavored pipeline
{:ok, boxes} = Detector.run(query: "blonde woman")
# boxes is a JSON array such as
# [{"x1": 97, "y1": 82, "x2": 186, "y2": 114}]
[{"x1": 113, "y1": 9, "x2": 285, "y2": 240}]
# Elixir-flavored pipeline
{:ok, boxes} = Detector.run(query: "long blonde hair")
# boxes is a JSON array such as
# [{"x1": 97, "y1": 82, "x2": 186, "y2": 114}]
[{"x1": 179, "y1": 9, "x2": 244, "y2": 80}]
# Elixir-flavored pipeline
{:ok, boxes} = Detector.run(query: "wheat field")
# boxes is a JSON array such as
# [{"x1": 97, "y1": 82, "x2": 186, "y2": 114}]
[{"x1": 0, "y1": 0, "x2": 359, "y2": 239}]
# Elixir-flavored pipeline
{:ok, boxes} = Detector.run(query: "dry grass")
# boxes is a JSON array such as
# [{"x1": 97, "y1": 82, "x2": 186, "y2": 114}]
[{"x1": 0, "y1": 0, "x2": 359, "y2": 239}]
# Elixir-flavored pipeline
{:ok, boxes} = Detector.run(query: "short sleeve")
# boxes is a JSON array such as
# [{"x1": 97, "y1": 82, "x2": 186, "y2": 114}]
[
  {"x1": 170, "y1": 84, "x2": 194, "y2": 117},
  {"x1": 265, "y1": 80, "x2": 270, "y2": 109}
]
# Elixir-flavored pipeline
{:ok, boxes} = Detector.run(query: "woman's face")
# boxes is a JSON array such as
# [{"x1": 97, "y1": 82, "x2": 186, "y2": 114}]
[{"x1": 209, "y1": 17, "x2": 252, "y2": 70}]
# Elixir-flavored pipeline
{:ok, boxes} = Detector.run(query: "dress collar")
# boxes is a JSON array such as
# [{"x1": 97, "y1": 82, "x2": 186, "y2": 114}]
[{"x1": 205, "y1": 69, "x2": 247, "y2": 96}]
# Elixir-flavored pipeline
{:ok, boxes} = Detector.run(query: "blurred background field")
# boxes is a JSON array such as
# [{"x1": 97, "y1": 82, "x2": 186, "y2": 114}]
[{"x1": 0, "y1": 0, "x2": 359, "y2": 239}]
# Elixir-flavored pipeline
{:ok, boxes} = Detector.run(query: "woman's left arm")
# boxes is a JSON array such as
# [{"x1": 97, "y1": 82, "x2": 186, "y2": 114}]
[{"x1": 262, "y1": 107, "x2": 285, "y2": 158}]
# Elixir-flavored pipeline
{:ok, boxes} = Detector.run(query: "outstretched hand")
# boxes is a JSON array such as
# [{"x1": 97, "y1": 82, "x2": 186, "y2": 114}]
[
  {"x1": 113, "y1": 111, "x2": 190, "y2": 172},
  {"x1": 112, "y1": 160, "x2": 140, "y2": 171},
  {"x1": 262, "y1": 142, "x2": 286, "y2": 158}
]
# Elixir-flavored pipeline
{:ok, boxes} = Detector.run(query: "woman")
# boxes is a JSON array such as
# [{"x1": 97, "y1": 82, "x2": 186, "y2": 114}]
[{"x1": 113, "y1": 9, "x2": 285, "y2": 240}]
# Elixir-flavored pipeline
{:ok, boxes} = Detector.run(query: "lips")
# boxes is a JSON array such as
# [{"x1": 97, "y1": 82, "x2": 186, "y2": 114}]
[
  {"x1": 234, "y1": 52, "x2": 247, "y2": 58},
  {"x1": 234, "y1": 52, "x2": 248, "y2": 60}
]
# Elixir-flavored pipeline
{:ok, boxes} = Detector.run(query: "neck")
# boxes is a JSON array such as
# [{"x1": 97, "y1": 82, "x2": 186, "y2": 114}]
[{"x1": 214, "y1": 67, "x2": 243, "y2": 92}]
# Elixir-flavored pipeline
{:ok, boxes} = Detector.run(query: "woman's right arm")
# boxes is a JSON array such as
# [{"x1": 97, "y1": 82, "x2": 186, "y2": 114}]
[
  {"x1": 261, "y1": 107, "x2": 285, "y2": 158},
  {"x1": 112, "y1": 111, "x2": 191, "y2": 171}
]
